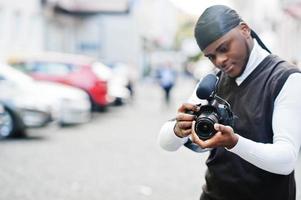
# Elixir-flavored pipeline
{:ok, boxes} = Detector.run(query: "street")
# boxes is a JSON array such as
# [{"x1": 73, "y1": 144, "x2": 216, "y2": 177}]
[{"x1": 1, "y1": 76, "x2": 301, "y2": 200}]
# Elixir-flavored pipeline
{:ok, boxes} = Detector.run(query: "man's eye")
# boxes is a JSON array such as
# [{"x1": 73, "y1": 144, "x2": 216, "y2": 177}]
[
  {"x1": 219, "y1": 47, "x2": 228, "y2": 53},
  {"x1": 208, "y1": 55, "x2": 215, "y2": 61}
]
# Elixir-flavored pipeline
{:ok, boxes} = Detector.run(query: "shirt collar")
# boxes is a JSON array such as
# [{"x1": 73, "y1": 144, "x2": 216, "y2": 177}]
[{"x1": 235, "y1": 39, "x2": 270, "y2": 86}]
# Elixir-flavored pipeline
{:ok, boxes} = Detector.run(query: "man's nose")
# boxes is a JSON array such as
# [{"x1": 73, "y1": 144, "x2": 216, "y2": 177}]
[{"x1": 216, "y1": 54, "x2": 228, "y2": 68}]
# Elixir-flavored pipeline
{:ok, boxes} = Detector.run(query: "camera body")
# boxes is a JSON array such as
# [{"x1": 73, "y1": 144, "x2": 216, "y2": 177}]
[
  {"x1": 192, "y1": 96, "x2": 234, "y2": 140},
  {"x1": 189, "y1": 74, "x2": 235, "y2": 140}
]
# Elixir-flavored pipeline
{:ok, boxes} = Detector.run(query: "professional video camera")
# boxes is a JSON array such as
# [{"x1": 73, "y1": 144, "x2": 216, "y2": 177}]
[{"x1": 192, "y1": 74, "x2": 235, "y2": 140}]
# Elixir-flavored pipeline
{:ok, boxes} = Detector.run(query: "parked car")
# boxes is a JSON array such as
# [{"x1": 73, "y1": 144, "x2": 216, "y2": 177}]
[
  {"x1": 0, "y1": 66, "x2": 53, "y2": 138},
  {"x1": 108, "y1": 62, "x2": 136, "y2": 98},
  {"x1": 7, "y1": 52, "x2": 109, "y2": 111},
  {"x1": 0, "y1": 64, "x2": 91, "y2": 132},
  {"x1": 34, "y1": 81, "x2": 92, "y2": 125},
  {"x1": 92, "y1": 62, "x2": 131, "y2": 105}
]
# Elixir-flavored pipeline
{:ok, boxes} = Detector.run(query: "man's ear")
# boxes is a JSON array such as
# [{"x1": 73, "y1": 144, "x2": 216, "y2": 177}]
[{"x1": 239, "y1": 22, "x2": 251, "y2": 39}]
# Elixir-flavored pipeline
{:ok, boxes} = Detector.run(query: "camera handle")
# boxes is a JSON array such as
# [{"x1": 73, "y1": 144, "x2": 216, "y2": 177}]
[
  {"x1": 184, "y1": 138, "x2": 211, "y2": 153},
  {"x1": 214, "y1": 95, "x2": 232, "y2": 110}
]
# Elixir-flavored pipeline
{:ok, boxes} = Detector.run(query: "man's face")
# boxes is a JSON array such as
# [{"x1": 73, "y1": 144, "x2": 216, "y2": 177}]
[{"x1": 202, "y1": 24, "x2": 252, "y2": 78}]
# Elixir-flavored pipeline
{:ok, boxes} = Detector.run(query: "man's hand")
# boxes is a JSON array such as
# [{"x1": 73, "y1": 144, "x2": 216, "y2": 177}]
[
  {"x1": 174, "y1": 103, "x2": 200, "y2": 138},
  {"x1": 191, "y1": 121, "x2": 238, "y2": 149}
]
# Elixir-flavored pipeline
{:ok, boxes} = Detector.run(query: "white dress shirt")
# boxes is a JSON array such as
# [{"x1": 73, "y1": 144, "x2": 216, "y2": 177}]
[{"x1": 158, "y1": 40, "x2": 301, "y2": 175}]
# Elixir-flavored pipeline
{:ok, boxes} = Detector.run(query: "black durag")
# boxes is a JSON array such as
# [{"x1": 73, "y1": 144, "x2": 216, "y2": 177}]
[{"x1": 194, "y1": 5, "x2": 271, "y2": 53}]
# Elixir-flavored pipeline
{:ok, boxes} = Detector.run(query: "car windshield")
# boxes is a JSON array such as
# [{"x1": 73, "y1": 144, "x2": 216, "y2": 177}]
[{"x1": 0, "y1": 65, "x2": 34, "y2": 86}]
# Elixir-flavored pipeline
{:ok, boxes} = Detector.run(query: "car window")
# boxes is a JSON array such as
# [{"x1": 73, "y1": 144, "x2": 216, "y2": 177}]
[
  {"x1": 0, "y1": 66, "x2": 33, "y2": 85},
  {"x1": 30, "y1": 62, "x2": 72, "y2": 76},
  {"x1": 69, "y1": 64, "x2": 80, "y2": 72},
  {"x1": 10, "y1": 62, "x2": 29, "y2": 73}
]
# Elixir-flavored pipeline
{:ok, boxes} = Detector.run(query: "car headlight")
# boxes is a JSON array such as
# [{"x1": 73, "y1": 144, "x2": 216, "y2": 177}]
[{"x1": 19, "y1": 108, "x2": 51, "y2": 127}]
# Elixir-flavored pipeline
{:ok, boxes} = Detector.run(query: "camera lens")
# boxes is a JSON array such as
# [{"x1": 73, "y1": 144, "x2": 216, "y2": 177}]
[{"x1": 195, "y1": 110, "x2": 218, "y2": 140}]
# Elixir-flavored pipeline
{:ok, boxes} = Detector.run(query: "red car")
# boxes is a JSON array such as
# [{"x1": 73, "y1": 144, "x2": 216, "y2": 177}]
[{"x1": 8, "y1": 52, "x2": 110, "y2": 111}]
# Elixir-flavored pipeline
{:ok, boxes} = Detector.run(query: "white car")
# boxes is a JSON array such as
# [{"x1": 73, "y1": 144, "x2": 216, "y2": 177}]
[
  {"x1": 92, "y1": 62, "x2": 131, "y2": 105},
  {"x1": 35, "y1": 81, "x2": 91, "y2": 125},
  {"x1": 0, "y1": 67, "x2": 53, "y2": 132},
  {"x1": 0, "y1": 64, "x2": 91, "y2": 131}
]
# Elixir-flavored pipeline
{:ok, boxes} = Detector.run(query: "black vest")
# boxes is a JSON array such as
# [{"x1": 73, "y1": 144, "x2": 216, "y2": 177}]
[{"x1": 201, "y1": 55, "x2": 300, "y2": 200}]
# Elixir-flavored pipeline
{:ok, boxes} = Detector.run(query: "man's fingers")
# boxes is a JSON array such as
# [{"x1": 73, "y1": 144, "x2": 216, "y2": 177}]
[
  {"x1": 191, "y1": 133, "x2": 207, "y2": 148},
  {"x1": 181, "y1": 129, "x2": 192, "y2": 137},
  {"x1": 191, "y1": 121, "x2": 208, "y2": 148},
  {"x1": 198, "y1": 132, "x2": 223, "y2": 147},
  {"x1": 177, "y1": 103, "x2": 199, "y2": 113},
  {"x1": 176, "y1": 113, "x2": 195, "y2": 121},
  {"x1": 190, "y1": 123, "x2": 236, "y2": 148},
  {"x1": 191, "y1": 121, "x2": 226, "y2": 148},
  {"x1": 214, "y1": 123, "x2": 233, "y2": 134},
  {"x1": 178, "y1": 121, "x2": 193, "y2": 129}
]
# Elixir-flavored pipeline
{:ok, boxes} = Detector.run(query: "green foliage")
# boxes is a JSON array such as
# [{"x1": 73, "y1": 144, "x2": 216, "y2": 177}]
[{"x1": 174, "y1": 18, "x2": 195, "y2": 49}]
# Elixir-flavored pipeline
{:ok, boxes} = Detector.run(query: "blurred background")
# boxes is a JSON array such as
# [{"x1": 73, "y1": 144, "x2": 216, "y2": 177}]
[{"x1": 0, "y1": 0, "x2": 301, "y2": 199}]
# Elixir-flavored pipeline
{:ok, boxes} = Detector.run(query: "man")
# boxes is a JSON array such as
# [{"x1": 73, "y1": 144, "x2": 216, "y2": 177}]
[
  {"x1": 158, "y1": 5, "x2": 301, "y2": 200},
  {"x1": 156, "y1": 62, "x2": 177, "y2": 104}
]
